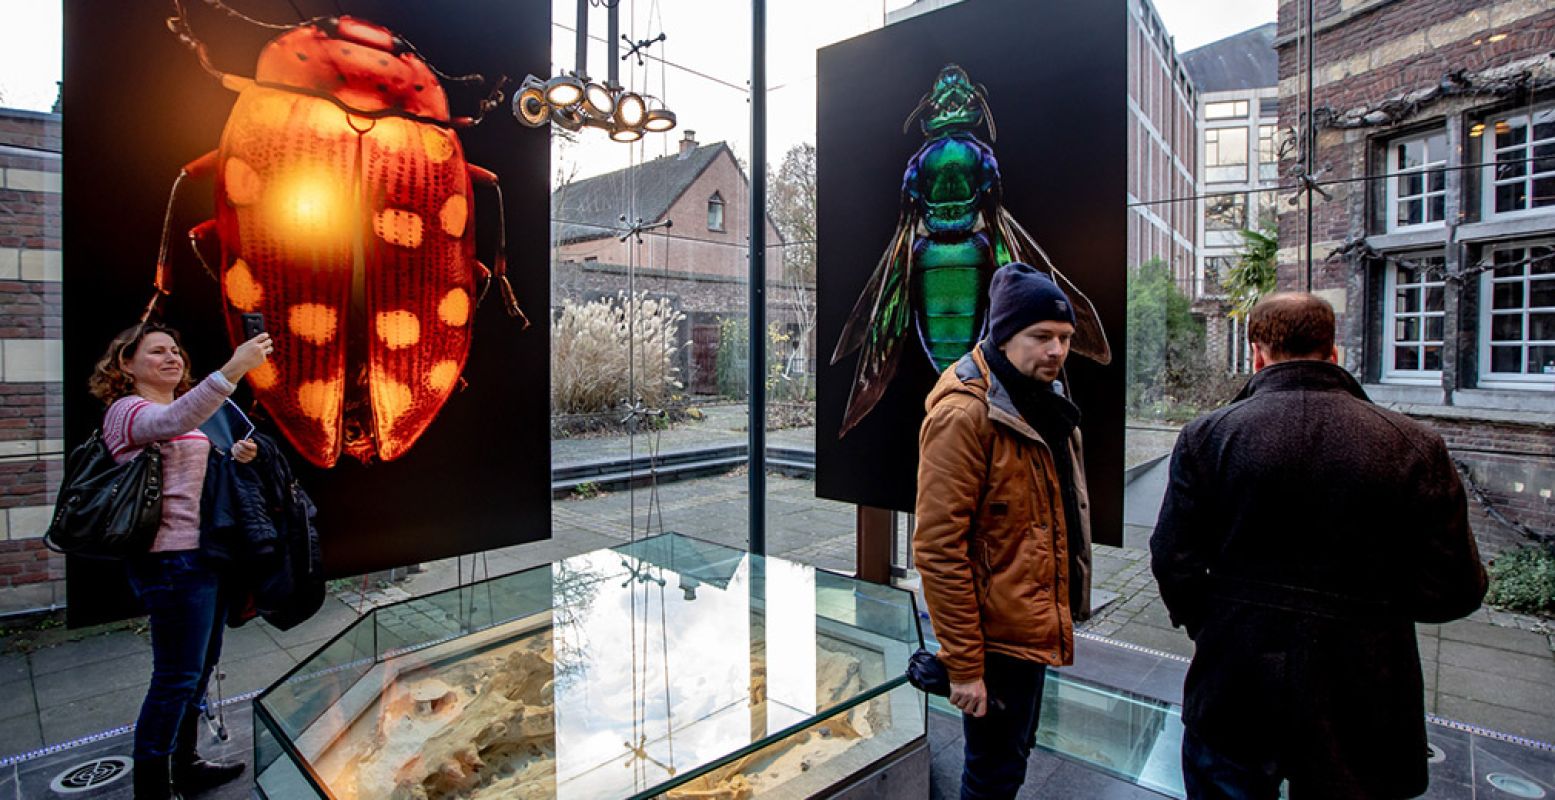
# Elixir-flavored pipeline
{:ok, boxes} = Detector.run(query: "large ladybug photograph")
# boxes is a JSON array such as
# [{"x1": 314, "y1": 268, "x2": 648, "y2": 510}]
[{"x1": 64, "y1": 0, "x2": 552, "y2": 619}]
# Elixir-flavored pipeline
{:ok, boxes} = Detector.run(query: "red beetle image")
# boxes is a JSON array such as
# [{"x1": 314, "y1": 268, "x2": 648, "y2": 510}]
[{"x1": 151, "y1": 11, "x2": 525, "y2": 468}]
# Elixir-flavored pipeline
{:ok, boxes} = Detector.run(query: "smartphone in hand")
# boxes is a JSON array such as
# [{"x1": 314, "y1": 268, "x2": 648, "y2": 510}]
[{"x1": 241, "y1": 312, "x2": 266, "y2": 341}]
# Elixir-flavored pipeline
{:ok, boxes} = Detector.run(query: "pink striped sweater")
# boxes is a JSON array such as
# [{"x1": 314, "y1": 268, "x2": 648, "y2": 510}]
[{"x1": 102, "y1": 373, "x2": 235, "y2": 553}]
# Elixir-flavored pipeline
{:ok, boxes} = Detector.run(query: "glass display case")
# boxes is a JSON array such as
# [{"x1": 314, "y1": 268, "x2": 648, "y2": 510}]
[{"x1": 254, "y1": 534, "x2": 927, "y2": 799}]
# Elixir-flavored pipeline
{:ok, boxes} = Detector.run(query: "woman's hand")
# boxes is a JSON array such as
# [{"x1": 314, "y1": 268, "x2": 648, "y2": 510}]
[
  {"x1": 232, "y1": 438, "x2": 259, "y2": 464},
  {"x1": 220, "y1": 333, "x2": 274, "y2": 385}
]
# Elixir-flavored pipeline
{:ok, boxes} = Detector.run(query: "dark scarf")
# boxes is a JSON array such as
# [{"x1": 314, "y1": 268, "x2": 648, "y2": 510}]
[{"x1": 982, "y1": 342, "x2": 1085, "y2": 611}]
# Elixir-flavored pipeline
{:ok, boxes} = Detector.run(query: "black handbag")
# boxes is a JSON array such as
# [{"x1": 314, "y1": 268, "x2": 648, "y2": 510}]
[{"x1": 44, "y1": 431, "x2": 164, "y2": 559}]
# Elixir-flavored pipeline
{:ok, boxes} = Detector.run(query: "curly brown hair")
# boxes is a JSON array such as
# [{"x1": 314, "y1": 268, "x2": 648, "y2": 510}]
[{"x1": 88, "y1": 322, "x2": 195, "y2": 405}]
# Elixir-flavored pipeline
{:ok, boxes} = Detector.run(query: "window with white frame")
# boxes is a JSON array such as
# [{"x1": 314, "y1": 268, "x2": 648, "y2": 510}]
[
  {"x1": 1205, "y1": 100, "x2": 1248, "y2": 120},
  {"x1": 1204, "y1": 127, "x2": 1248, "y2": 183},
  {"x1": 707, "y1": 192, "x2": 725, "y2": 231},
  {"x1": 1258, "y1": 125, "x2": 1279, "y2": 181},
  {"x1": 1384, "y1": 255, "x2": 1446, "y2": 380},
  {"x1": 1205, "y1": 193, "x2": 1246, "y2": 231},
  {"x1": 1480, "y1": 243, "x2": 1555, "y2": 385},
  {"x1": 1387, "y1": 130, "x2": 1446, "y2": 231},
  {"x1": 1483, "y1": 104, "x2": 1555, "y2": 217}
]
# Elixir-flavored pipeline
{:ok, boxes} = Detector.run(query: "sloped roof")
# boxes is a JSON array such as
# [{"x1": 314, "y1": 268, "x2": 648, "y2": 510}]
[
  {"x1": 551, "y1": 142, "x2": 727, "y2": 244},
  {"x1": 1181, "y1": 23, "x2": 1278, "y2": 93}
]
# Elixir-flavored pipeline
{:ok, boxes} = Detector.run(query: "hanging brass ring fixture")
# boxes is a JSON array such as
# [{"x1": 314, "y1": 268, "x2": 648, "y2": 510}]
[{"x1": 512, "y1": 74, "x2": 677, "y2": 142}]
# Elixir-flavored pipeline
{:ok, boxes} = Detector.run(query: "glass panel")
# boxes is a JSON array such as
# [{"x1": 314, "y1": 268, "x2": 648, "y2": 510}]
[
  {"x1": 1401, "y1": 172, "x2": 1423, "y2": 197},
  {"x1": 1531, "y1": 280, "x2": 1555, "y2": 308},
  {"x1": 1425, "y1": 132, "x2": 1446, "y2": 160},
  {"x1": 1207, "y1": 127, "x2": 1248, "y2": 166},
  {"x1": 1397, "y1": 198, "x2": 1422, "y2": 227},
  {"x1": 1394, "y1": 346, "x2": 1419, "y2": 371},
  {"x1": 1427, "y1": 169, "x2": 1445, "y2": 193},
  {"x1": 1397, "y1": 286, "x2": 1419, "y2": 313},
  {"x1": 1427, "y1": 195, "x2": 1445, "y2": 222},
  {"x1": 1397, "y1": 266, "x2": 1418, "y2": 284},
  {"x1": 1491, "y1": 345, "x2": 1522, "y2": 373},
  {"x1": 1535, "y1": 249, "x2": 1555, "y2": 274},
  {"x1": 1534, "y1": 141, "x2": 1555, "y2": 174},
  {"x1": 1529, "y1": 345, "x2": 1555, "y2": 375},
  {"x1": 258, "y1": 615, "x2": 377, "y2": 741},
  {"x1": 1396, "y1": 140, "x2": 1422, "y2": 169},
  {"x1": 1494, "y1": 249, "x2": 1526, "y2": 278},
  {"x1": 1396, "y1": 317, "x2": 1419, "y2": 342},
  {"x1": 1533, "y1": 177, "x2": 1555, "y2": 208},
  {"x1": 1530, "y1": 313, "x2": 1555, "y2": 341},
  {"x1": 1422, "y1": 346, "x2": 1442, "y2": 371},
  {"x1": 256, "y1": 535, "x2": 925, "y2": 799},
  {"x1": 1424, "y1": 316, "x2": 1444, "y2": 341},
  {"x1": 1493, "y1": 281, "x2": 1525, "y2": 310},
  {"x1": 1035, "y1": 674, "x2": 1184, "y2": 798},
  {"x1": 1425, "y1": 286, "x2": 1445, "y2": 310},
  {"x1": 1536, "y1": 109, "x2": 1555, "y2": 141},
  {"x1": 1496, "y1": 117, "x2": 1528, "y2": 148},
  {"x1": 1491, "y1": 314, "x2": 1524, "y2": 341}
]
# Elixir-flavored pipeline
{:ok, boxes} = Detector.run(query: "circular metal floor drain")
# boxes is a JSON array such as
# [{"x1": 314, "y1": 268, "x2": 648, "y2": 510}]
[
  {"x1": 1487, "y1": 773, "x2": 1547, "y2": 799},
  {"x1": 49, "y1": 756, "x2": 132, "y2": 794},
  {"x1": 1426, "y1": 743, "x2": 1445, "y2": 763}
]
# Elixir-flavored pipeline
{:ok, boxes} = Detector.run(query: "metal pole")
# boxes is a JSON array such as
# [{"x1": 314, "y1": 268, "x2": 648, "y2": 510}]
[
  {"x1": 1304, "y1": 0, "x2": 1315, "y2": 292},
  {"x1": 748, "y1": 0, "x2": 767, "y2": 555},
  {"x1": 607, "y1": 0, "x2": 619, "y2": 84},
  {"x1": 576, "y1": 0, "x2": 589, "y2": 78}
]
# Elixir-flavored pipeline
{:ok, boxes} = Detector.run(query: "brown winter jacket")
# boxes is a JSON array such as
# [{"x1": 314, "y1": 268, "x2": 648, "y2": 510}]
[{"x1": 913, "y1": 345, "x2": 1092, "y2": 684}]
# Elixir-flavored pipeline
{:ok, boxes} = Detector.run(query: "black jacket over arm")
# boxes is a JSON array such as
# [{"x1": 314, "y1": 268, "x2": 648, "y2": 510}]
[{"x1": 1150, "y1": 360, "x2": 1486, "y2": 798}]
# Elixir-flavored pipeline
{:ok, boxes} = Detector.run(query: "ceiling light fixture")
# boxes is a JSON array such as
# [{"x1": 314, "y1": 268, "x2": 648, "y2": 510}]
[{"x1": 512, "y1": 0, "x2": 676, "y2": 143}]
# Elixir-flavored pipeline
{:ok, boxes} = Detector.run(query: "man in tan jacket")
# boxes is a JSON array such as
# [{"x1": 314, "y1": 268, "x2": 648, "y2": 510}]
[{"x1": 915, "y1": 261, "x2": 1093, "y2": 799}]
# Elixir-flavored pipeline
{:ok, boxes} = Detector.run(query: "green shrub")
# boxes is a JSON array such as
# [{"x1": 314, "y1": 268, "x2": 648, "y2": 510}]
[{"x1": 1486, "y1": 544, "x2": 1555, "y2": 615}]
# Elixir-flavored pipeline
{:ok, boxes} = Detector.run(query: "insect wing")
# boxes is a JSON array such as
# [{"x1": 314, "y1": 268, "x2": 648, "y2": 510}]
[
  {"x1": 216, "y1": 87, "x2": 355, "y2": 467},
  {"x1": 993, "y1": 208, "x2": 1112, "y2": 366},
  {"x1": 837, "y1": 216, "x2": 916, "y2": 437},
  {"x1": 361, "y1": 119, "x2": 476, "y2": 462}
]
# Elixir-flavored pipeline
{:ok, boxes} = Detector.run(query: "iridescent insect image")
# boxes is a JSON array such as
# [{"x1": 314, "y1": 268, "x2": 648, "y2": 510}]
[
  {"x1": 150, "y1": 8, "x2": 527, "y2": 468},
  {"x1": 830, "y1": 64, "x2": 1111, "y2": 437}
]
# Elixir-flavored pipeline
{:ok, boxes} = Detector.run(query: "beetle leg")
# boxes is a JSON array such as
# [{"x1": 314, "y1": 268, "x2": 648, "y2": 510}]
[
  {"x1": 143, "y1": 150, "x2": 218, "y2": 322},
  {"x1": 468, "y1": 165, "x2": 528, "y2": 327},
  {"x1": 187, "y1": 220, "x2": 220, "y2": 282}
]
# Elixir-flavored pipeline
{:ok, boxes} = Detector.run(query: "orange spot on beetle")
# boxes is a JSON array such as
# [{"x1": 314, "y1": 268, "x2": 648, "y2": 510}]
[
  {"x1": 373, "y1": 209, "x2": 424, "y2": 248},
  {"x1": 376, "y1": 310, "x2": 421, "y2": 349},
  {"x1": 297, "y1": 378, "x2": 342, "y2": 423},
  {"x1": 288, "y1": 303, "x2": 339, "y2": 345},
  {"x1": 439, "y1": 194, "x2": 468, "y2": 237},
  {"x1": 224, "y1": 158, "x2": 264, "y2": 206},
  {"x1": 438, "y1": 288, "x2": 470, "y2": 327},
  {"x1": 225, "y1": 260, "x2": 263, "y2": 312},
  {"x1": 247, "y1": 360, "x2": 278, "y2": 391},
  {"x1": 426, "y1": 360, "x2": 459, "y2": 394}
]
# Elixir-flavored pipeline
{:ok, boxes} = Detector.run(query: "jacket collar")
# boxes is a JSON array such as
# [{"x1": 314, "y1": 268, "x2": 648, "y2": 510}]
[
  {"x1": 955, "y1": 344, "x2": 1044, "y2": 443},
  {"x1": 1234, "y1": 359, "x2": 1371, "y2": 403}
]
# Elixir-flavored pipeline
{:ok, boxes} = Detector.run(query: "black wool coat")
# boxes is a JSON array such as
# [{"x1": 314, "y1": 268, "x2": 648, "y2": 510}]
[{"x1": 1150, "y1": 360, "x2": 1487, "y2": 798}]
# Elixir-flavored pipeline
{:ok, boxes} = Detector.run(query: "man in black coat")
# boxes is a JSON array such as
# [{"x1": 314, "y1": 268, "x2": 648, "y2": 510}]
[{"x1": 1151, "y1": 292, "x2": 1487, "y2": 799}]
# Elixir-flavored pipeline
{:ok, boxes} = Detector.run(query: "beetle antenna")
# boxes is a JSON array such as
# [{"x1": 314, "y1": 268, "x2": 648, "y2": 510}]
[
  {"x1": 396, "y1": 33, "x2": 486, "y2": 84},
  {"x1": 900, "y1": 93, "x2": 930, "y2": 135},
  {"x1": 197, "y1": 0, "x2": 293, "y2": 30},
  {"x1": 167, "y1": 0, "x2": 227, "y2": 80}
]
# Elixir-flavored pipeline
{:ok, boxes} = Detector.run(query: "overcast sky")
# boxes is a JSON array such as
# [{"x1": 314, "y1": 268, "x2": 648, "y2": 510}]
[{"x1": 0, "y1": 0, "x2": 1275, "y2": 179}]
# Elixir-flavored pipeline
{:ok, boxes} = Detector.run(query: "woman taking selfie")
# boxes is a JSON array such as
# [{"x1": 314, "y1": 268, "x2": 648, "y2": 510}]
[{"x1": 87, "y1": 322, "x2": 272, "y2": 800}]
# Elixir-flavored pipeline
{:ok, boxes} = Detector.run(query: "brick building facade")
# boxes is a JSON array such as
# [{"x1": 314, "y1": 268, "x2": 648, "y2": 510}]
[
  {"x1": 552, "y1": 134, "x2": 807, "y2": 394},
  {"x1": 1127, "y1": 0, "x2": 1200, "y2": 285},
  {"x1": 1275, "y1": 0, "x2": 1555, "y2": 548},
  {"x1": 0, "y1": 108, "x2": 64, "y2": 611}
]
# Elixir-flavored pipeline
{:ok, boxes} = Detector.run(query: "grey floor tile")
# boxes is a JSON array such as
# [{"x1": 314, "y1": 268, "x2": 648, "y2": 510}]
[
  {"x1": 1437, "y1": 639, "x2": 1555, "y2": 687},
  {"x1": 1437, "y1": 693, "x2": 1555, "y2": 743},
  {"x1": 1437, "y1": 619, "x2": 1554, "y2": 658},
  {"x1": 1109, "y1": 623, "x2": 1195, "y2": 660},
  {"x1": 1024, "y1": 758, "x2": 1170, "y2": 798},
  {"x1": 1416, "y1": 631, "x2": 1440, "y2": 664},
  {"x1": 1438, "y1": 665, "x2": 1555, "y2": 725},
  {"x1": 1419, "y1": 726, "x2": 1474, "y2": 800},
  {"x1": 33, "y1": 651, "x2": 152, "y2": 708},
  {"x1": 0, "y1": 654, "x2": 28, "y2": 686},
  {"x1": 221, "y1": 649, "x2": 301, "y2": 698},
  {"x1": 28, "y1": 632, "x2": 150, "y2": 676},
  {"x1": 37, "y1": 684, "x2": 145, "y2": 745},
  {"x1": 0, "y1": 711, "x2": 42, "y2": 759}
]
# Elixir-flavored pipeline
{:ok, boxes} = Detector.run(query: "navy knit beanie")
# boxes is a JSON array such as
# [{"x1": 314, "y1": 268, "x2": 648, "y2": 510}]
[{"x1": 988, "y1": 262, "x2": 1076, "y2": 345}]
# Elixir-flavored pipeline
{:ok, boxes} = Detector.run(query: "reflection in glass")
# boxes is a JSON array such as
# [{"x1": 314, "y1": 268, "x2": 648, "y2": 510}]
[{"x1": 255, "y1": 535, "x2": 923, "y2": 800}]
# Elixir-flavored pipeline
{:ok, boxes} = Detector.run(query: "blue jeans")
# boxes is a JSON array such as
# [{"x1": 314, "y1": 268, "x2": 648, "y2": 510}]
[
  {"x1": 961, "y1": 653, "x2": 1048, "y2": 800},
  {"x1": 127, "y1": 551, "x2": 227, "y2": 761},
  {"x1": 1182, "y1": 726, "x2": 1283, "y2": 800}
]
